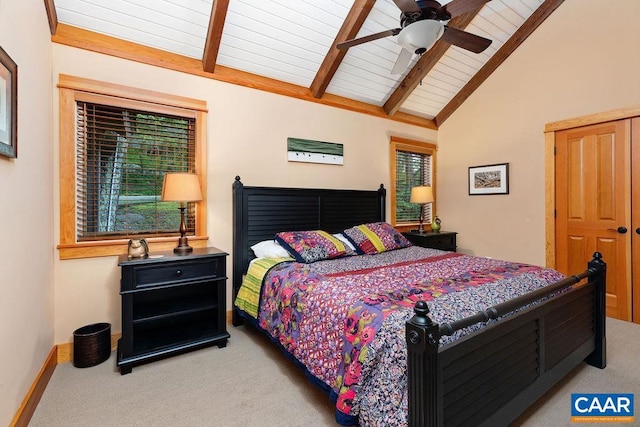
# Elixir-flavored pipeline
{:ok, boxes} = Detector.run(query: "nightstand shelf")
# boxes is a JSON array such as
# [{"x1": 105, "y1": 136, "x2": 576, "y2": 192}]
[
  {"x1": 403, "y1": 231, "x2": 457, "y2": 252},
  {"x1": 131, "y1": 322, "x2": 219, "y2": 355},
  {"x1": 117, "y1": 247, "x2": 229, "y2": 374},
  {"x1": 132, "y1": 303, "x2": 217, "y2": 324},
  {"x1": 131, "y1": 285, "x2": 218, "y2": 321}
]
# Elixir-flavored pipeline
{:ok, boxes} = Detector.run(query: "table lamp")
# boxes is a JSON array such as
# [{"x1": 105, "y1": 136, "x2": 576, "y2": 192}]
[
  {"x1": 161, "y1": 173, "x2": 202, "y2": 254},
  {"x1": 410, "y1": 185, "x2": 434, "y2": 234}
]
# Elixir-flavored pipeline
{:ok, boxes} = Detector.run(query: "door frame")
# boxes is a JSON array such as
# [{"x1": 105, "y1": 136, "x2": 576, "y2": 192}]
[{"x1": 544, "y1": 105, "x2": 640, "y2": 323}]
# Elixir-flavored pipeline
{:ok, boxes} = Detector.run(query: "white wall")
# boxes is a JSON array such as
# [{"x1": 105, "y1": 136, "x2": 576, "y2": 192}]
[
  {"x1": 51, "y1": 44, "x2": 436, "y2": 344},
  {"x1": 437, "y1": 0, "x2": 640, "y2": 265},
  {"x1": 0, "y1": 0, "x2": 53, "y2": 424},
  {"x1": 6, "y1": 1, "x2": 638, "y2": 421}
]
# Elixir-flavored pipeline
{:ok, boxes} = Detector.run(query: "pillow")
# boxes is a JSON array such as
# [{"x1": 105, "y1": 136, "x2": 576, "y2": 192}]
[
  {"x1": 250, "y1": 240, "x2": 292, "y2": 259},
  {"x1": 333, "y1": 233, "x2": 356, "y2": 252},
  {"x1": 341, "y1": 222, "x2": 412, "y2": 255},
  {"x1": 275, "y1": 230, "x2": 349, "y2": 263}
]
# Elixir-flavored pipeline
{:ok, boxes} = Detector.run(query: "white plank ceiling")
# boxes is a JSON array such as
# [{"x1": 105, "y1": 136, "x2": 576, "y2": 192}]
[{"x1": 52, "y1": 0, "x2": 547, "y2": 124}]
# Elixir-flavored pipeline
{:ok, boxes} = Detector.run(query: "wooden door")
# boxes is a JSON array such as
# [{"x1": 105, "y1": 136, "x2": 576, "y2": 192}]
[
  {"x1": 632, "y1": 118, "x2": 640, "y2": 323},
  {"x1": 555, "y1": 120, "x2": 632, "y2": 321}
]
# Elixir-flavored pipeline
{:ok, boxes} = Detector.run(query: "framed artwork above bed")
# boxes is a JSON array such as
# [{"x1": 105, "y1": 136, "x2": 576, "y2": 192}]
[{"x1": 287, "y1": 137, "x2": 344, "y2": 165}]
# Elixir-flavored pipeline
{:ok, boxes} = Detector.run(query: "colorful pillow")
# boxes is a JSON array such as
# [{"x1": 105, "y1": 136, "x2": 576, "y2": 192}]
[
  {"x1": 341, "y1": 222, "x2": 412, "y2": 255},
  {"x1": 275, "y1": 230, "x2": 350, "y2": 263}
]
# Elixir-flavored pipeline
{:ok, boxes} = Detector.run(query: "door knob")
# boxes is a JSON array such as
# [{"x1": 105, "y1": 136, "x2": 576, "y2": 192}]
[
  {"x1": 607, "y1": 226, "x2": 628, "y2": 234},
  {"x1": 636, "y1": 228, "x2": 640, "y2": 235}
]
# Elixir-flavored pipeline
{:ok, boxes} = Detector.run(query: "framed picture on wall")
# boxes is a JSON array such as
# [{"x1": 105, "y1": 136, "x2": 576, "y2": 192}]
[
  {"x1": 468, "y1": 163, "x2": 509, "y2": 195},
  {"x1": 287, "y1": 137, "x2": 344, "y2": 165},
  {"x1": 0, "y1": 45, "x2": 17, "y2": 159}
]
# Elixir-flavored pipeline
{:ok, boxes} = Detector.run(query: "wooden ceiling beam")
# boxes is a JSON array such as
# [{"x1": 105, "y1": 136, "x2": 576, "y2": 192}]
[
  {"x1": 44, "y1": 0, "x2": 58, "y2": 35},
  {"x1": 434, "y1": 0, "x2": 565, "y2": 126},
  {"x1": 202, "y1": 0, "x2": 230, "y2": 73},
  {"x1": 383, "y1": 8, "x2": 483, "y2": 116},
  {"x1": 311, "y1": 0, "x2": 376, "y2": 99},
  {"x1": 52, "y1": 24, "x2": 437, "y2": 129}
]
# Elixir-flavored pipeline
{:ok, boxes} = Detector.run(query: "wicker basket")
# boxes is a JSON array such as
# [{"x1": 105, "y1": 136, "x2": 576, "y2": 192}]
[{"x1": 73, "y1": 322, "x2": 111, "y2": 368}]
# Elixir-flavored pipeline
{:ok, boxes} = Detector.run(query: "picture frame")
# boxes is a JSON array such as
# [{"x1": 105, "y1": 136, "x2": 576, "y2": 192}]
[
  {"x1": 287, "y1": 137, "x2": 344, "y2": 165},
  {"x1": 0, "y1": 45, "x2": 17, "y2": 159},
  {"x1": 468, "y1": 163, "x2": 509, "y2": 195}
]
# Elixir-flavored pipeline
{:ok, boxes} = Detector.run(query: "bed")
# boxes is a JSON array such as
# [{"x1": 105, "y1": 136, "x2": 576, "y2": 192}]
[{"x1": 231, "y1": 177, "x2": 607, "y2": 426}]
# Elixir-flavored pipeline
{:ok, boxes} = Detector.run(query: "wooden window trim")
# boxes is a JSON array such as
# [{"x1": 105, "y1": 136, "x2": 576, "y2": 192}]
[
  {"x1": 57, "y1": 74, "x2": 208, "y2": 259},
  {"x1": 389, "y1": 136, "x2": 437, "y2": 231}
]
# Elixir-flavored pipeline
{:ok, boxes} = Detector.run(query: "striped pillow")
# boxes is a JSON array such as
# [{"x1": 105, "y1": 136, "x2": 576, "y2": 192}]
[{"x1": 341, "y1": 222, "x2": 412, "y2": 255}]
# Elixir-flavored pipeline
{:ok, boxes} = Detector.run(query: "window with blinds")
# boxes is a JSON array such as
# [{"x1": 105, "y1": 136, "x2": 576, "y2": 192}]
[
  {"x1": 395, "y1": 150, "x2": 432, "y2": 223},
  {"x1": 389, "y1": 136, "x2": 436, "y2": 227},
  {"x1": 76, "y1": 101, "x2": 196, "y2": 241}
]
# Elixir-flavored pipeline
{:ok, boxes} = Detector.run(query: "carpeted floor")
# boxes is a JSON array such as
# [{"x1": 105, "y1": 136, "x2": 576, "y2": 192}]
[{"x1": 30, "y1": 317, "x2": 639, "y2": 426}]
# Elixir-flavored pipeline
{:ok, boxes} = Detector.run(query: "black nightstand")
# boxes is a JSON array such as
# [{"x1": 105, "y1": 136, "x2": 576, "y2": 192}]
[
  {"x1": 403, "y1": 231, "x2": 457, "y2": 252},
  {"x1": 117, "y1": 247, "x2": 229, "y2": 374}
]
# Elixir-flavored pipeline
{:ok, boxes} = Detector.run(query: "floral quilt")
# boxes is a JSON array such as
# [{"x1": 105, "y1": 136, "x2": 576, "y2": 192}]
[{"x1": 245, "y1": 246, "x2": 565, "y2": 426}]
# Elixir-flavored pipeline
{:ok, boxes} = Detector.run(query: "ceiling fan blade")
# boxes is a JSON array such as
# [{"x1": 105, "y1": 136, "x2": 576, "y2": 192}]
[
  {"x1": 391, "y1": 48, "x2": 413, "y2": 75},
  {"x1": 439, "y1": 0, "x2": 491, "y2": 18},
  {"x1": 337, "y1": 28, "x2": 401, "y2": 50},
  {"x1": 441, "y1": 26, "x2": 492, "y2": 53},
  {"x1": 392, "y1": 0, "x2": 422, "y2": 14}
]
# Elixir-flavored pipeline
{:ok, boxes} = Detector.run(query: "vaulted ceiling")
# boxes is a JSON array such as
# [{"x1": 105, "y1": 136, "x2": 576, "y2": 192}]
[{"x1": 44, "y1": 0, "x2": 564, "y2": 129}]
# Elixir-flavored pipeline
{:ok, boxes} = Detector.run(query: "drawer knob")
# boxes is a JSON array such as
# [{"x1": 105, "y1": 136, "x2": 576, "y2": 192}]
[{"x1": 175, "y1": 270, "x2": 183, "y2": 277}]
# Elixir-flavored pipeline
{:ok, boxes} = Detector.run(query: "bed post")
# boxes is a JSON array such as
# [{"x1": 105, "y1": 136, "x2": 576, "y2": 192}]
[
  {"x1": 377, "y1": 184, "x2": 386, "y2": 222},
  {"x1": 586, "y1": 251, "x2": 606, "y2": 369},
  {"x1": 406, "y1": 301, "x2": 441, "y2": 427},
  {"x1": 232, "y1": 176, "x2": 245, "y2": 326}
]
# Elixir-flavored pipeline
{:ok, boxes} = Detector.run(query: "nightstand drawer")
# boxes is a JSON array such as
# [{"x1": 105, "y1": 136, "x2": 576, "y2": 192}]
[
  {"x1": 133, "y1": 259, "x2": 220, "y2": 289},
  {"x1": 427, "y1": 234, "x2": 455, "y2": 249}
]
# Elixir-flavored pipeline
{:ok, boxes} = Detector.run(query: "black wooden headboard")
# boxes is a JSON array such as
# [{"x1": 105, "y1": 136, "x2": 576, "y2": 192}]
[{"x1": 231, "y1": 176, "x2": 386, "y2": 325}]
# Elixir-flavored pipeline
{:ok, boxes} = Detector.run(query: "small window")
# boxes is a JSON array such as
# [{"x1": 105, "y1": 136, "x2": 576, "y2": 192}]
[
  {"x1": 389, "y1": 137, "x2": 437, "y2": 227},
  {"x1": 58, "y1": 75, "x2": 208, "y2": 259},
  {"x1": 76, "y1": 102, "x2": 195, "y2": 241}
]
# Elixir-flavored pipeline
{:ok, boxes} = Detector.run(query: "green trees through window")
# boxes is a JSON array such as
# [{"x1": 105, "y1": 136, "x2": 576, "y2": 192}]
[
  {"x1": 390, "y1": 137, "x2": 436, "y2": 227},
  {"x1": 77, "y1": 102, "x2": 196, "y2": 241},
  {"x1": 396, "y1": 150, "x2": 431, "y2": 223}
]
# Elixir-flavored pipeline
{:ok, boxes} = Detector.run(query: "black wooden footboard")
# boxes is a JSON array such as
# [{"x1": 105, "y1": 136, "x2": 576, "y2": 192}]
[{"x1": 406, "y1": 252, "x2": 606, "y2": 427}]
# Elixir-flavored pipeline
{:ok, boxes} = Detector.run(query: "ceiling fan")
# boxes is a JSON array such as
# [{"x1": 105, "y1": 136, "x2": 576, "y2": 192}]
[{"x1": 337, "y1": 0, "x2": 493, "y2": 74}]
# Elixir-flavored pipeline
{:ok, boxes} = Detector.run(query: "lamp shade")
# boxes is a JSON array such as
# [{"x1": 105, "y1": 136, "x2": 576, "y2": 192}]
[
  {"x1": 410, "y1": 186, "x2": 434, "y2": 204},
  {"x1": 161, "y1": 173, "x2": 203, "y2": 202},
  {"x1": 398, "y1": 20, "x2": 444, "y2": 54}
]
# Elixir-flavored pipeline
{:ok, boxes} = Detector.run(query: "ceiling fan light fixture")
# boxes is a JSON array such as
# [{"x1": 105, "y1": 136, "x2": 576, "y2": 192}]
[{"x1": 398, "y1": 20, "x2": 444, "y2": 54}]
